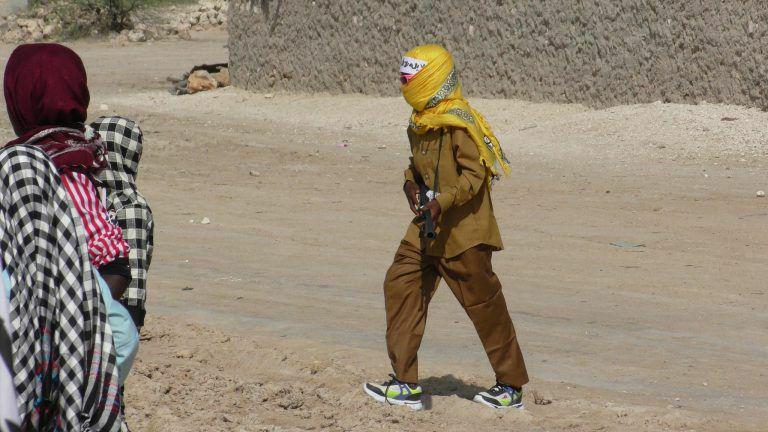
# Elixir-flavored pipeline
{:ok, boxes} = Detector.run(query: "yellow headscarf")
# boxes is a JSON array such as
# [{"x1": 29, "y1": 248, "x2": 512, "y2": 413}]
[{"x1": 401, "y1": 44, "x2": 510, "y2": 183}]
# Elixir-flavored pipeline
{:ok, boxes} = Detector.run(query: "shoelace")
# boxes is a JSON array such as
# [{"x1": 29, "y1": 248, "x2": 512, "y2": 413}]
[
  {"x1": 492, "y1": 382, "x2": 517, "y2": 395},
  {"x1": 383, "y1": 373, "x2": 414, "y2": 406}
]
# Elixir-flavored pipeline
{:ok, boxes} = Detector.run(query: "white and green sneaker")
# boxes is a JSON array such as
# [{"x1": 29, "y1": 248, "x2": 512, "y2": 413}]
[
  {"x1": 363, "y1": 374, "x2": 424, "y2": 411},
  {"x1": 473, "y1": 383, "x2": 524, "y2": 409}
]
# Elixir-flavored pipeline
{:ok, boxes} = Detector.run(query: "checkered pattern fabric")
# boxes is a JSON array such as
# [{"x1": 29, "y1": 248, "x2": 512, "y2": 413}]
[
  {"x1": 0, "y1": 146, "x2": 125, "y2": 431},
  {"x1": 92, "y1": 117, "x2": 154, "y2": 322}
]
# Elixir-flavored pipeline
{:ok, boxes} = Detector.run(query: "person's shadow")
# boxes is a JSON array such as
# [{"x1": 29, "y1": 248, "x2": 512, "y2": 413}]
[{"x1": 419, "y1": 375, "x2": 486, "y2": 410}]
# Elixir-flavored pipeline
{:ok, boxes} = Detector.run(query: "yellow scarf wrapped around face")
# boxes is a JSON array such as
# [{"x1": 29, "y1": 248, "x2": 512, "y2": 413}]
[{"x1": 401, "y1": 44, "x2": 510, "y2": 183}]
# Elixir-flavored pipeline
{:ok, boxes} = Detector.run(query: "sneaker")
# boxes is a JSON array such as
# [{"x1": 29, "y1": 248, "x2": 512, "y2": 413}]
[
  {"x1": 363, "y1": 374, "x2": 424, "y2": 411},
  {"x1": 473, "y1": 383, "x2": 524, "y2": 409}
]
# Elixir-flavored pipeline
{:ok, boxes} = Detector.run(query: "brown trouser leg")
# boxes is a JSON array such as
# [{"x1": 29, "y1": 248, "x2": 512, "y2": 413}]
[
  {"x1": 384, "y1": 241, "x2": 529, "y2": 387},
  {"x1": 383, "y1": 242, "x2": 441, "y2": 384}
]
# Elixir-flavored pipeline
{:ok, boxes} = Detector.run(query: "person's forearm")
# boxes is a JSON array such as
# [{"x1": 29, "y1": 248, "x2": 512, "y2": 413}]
[{"x1": 437, "y1": 130, "x2": 486, "y2": 212}]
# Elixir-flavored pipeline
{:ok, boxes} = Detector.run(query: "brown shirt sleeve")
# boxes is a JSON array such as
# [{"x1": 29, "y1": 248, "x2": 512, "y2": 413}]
[
  {"x1": 403, "y1": 128, "x2": 419, "y2": 185},
  {"x1": 404, "y1": 158, "x2": 418, "y2": 185},
  {"x1": 435, "y1": 128, "x2": 487, "y2": 212}
]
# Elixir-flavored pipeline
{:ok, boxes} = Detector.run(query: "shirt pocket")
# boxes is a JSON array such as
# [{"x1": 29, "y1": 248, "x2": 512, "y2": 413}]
[{"x1": 413, "y1": 139, "x2": 441, "y2": 184}]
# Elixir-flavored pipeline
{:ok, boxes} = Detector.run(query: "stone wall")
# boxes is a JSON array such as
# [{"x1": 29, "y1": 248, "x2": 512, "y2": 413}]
[{"x1": 229, "y1": 1, "x2": 768, "y2": 109}]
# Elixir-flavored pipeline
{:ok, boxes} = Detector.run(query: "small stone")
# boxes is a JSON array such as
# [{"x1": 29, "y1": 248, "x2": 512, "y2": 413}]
[
  {"x1": 211, "y1": 68, "x2": 230, "y2": 87},
  {"x1": 249, "y1": 170, "x2": 260, "y2": 177},
  {"x1": 99, "y1": 104, "x2": 109, "y2": 111},
  {"x1": 3, "y1": 29, "x2": 22, "y2": 43},
  {"x1": 127, "y1": 29, "x2": 146, "y2": 43},
  {"x1": 42, "y1": 24, "x2": 57, "y2": 38},
  {"x1": 174, "y1": 350, "x2": 193, "y2": 359},
  {"x1": 747, "y1": 20, "x2": 758, "y2": 35},
  {"x1": 264, "y1": 93, "x2": 274, "y2": 99},
  {"x1": 187, "y1": 70, "x2": 217, "y2": 93},
  {"x1": 201, "y1": 217, "x2": 211, "y2": 224},
  {"x1": 377, "y1": 144, "x2": 387, "y2": 149},
  {"x1": 757, "y1": 191, "x2": 765, "y2": 198}
]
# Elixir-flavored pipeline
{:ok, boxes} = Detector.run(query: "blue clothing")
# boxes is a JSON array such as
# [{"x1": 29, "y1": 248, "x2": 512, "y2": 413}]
[{"x1": 3, "y1": 270, "x2": 138, "y2": 385}]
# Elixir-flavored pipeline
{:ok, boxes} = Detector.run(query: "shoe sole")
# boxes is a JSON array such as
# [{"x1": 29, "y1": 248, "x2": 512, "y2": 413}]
[
  {"x1": 473, "y1": 394, "x2": 524, "y2": 410},
  {"x1": 363, "y1": 384, "x2": 424, "y2": 411}
]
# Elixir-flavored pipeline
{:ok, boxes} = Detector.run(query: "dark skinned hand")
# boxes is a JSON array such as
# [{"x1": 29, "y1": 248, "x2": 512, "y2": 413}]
[
  {"x1": 403, "y1": 180, "x2": 420, "y2": 215},
  {"x1": 420, "y1": 198, "x2": 442, "y2": 221},
  {"x1": 102, "y1": 274, "x2": 129, "y2": 300}
]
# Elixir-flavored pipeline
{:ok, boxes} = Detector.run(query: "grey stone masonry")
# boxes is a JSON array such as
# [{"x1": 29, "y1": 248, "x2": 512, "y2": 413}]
[{"x1": 229, "y1": 0, "x2": 768, "y2": 109}]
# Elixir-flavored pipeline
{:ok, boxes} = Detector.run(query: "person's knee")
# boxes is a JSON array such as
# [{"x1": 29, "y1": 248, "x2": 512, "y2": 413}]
[{"x1": 461, "y1": 284, "x2": 503, "y2": 309}]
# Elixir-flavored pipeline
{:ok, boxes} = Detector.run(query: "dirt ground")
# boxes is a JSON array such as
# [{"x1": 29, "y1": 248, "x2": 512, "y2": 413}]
[{"x1": 1, "y1": 32, "x2": 767, "y2": 431}]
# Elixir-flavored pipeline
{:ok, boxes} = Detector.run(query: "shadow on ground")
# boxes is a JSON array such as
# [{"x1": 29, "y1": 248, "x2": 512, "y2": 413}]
[{"x1": 421, "y1": 375, "x2": 484, "y2": 399}]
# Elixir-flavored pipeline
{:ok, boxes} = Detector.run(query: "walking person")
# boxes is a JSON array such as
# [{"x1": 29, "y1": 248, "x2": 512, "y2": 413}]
[
  {"x1": 92, "y1": 116, "x2": 154, "y2": 331},
  {"x1": 0, "y1": 145, "x2": 127, "y2": 431},
  {"x1": 3, "y1": 43, "x2": 133, "y2": 301},
  {"x1": 364, "y1": 45, "x2": 528, "y2": 410}
]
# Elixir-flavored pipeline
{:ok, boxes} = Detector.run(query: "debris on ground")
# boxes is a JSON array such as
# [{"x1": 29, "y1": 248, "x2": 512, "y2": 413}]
[
  {"x1": 1, "y1": 0, "x2": 228, "y2": 44},
  {"x1": 0, "y1": 7, "x2": 60, "y2": 43},
  {"x1": 168, "y1": 63, "x2": 230, "y2": 95},
  {"x1": 610, "y1": 241, "x2": 646, "y2": 249},
  {"x1": 531, "y1": 389, "x2": 553, "y2": 405}
]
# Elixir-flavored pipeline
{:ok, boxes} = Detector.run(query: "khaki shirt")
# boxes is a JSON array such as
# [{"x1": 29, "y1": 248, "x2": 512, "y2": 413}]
[{"x1": 402, "y1": 127, "x2": 504, "y2": 258}]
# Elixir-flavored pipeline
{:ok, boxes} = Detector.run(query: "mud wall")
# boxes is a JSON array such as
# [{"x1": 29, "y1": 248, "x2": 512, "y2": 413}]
[{"x1": 229, "y1": 1, "x2": 768, "y2": 108}]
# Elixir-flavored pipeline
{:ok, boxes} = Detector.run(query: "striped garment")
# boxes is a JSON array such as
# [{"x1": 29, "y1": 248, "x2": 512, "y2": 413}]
[{"x1": 61, "y1": 171, "x2": 130, "y2": 267}]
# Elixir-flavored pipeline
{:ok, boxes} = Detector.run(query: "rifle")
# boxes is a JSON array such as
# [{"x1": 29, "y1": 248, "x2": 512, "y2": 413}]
[{"x1": 418, "y1": 184, "x2": 436, "y2": 239}]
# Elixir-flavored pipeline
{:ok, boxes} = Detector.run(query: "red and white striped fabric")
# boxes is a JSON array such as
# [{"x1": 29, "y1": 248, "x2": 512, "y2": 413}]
[{"x1": 61, "y1": 171, "x2": 130, "y2": 267}]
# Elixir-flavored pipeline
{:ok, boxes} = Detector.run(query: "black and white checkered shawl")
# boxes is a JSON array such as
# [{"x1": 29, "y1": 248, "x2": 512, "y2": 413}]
[
  {"x1": 0, "y1": 145, "x2": 125, "y2": 432},
  {"x1": 91, "y1": 117, "x2": 153, "y2": 326}
]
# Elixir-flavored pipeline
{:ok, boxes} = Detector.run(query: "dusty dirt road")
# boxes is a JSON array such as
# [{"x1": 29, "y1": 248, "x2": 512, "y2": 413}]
[{"x1": 1, "y1": 32, "x2": 767, "y2": 431}]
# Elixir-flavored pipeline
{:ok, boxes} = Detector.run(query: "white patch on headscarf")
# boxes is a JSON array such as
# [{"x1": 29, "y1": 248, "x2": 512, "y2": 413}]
[
  {"x1": 400, "y1": 56, "x2": 427, "y2": 75},
  {"x1": 84, "y1": 124, "x2": 96, "y2": 139}
]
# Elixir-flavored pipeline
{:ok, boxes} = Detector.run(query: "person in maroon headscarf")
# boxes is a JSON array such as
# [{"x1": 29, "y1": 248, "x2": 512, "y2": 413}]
[
  {"x1": 2, "y1": 43, "x2": 133, "y2": 431},
  {"x1": 3, "y1": 43, "x2": 133, "y2": 299}
]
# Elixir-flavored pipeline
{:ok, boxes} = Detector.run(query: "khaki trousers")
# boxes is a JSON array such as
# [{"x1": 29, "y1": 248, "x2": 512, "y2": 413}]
[{"x1": 384, "y1": 241, "x2": 529, "y2": 387}]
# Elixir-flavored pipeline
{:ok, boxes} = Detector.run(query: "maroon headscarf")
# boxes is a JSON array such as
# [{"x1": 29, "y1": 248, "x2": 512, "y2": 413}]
[{"x1": 3, "y1": 43, "x2": 106, "y2": 173}]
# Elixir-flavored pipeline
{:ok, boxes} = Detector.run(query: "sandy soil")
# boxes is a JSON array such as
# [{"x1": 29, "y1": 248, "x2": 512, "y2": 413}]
[{"x1": 1, "y1": 32, "x2": 767, "y2": 431}]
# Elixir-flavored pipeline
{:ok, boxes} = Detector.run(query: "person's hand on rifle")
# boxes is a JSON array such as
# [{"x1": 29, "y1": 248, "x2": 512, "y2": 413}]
[
  {"x1": 404, "y1": 180, "x2": 420, "y2": 215},
  {"x1": 420, "y1": 199, "x2": 441, "y2": 221}
]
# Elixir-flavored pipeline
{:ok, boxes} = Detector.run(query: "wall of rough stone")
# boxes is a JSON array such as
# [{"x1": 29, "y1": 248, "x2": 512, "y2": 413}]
[{"x1": 229, "y1": 1, "x2": 768, "y2": 109}]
